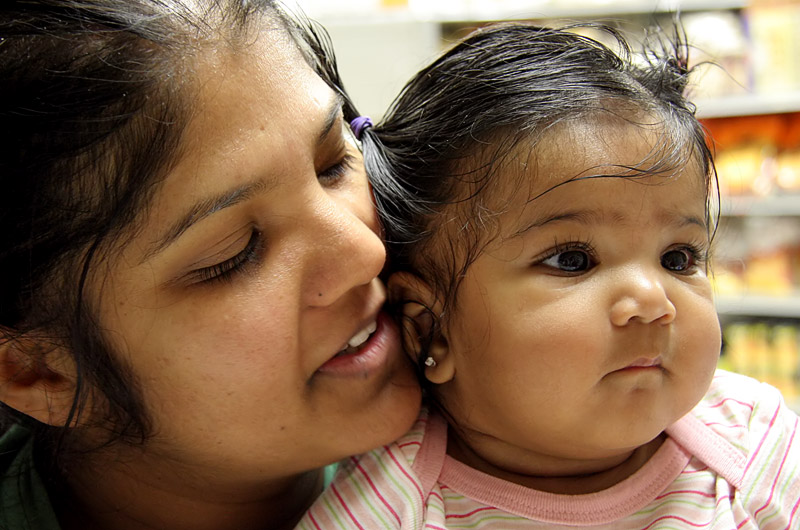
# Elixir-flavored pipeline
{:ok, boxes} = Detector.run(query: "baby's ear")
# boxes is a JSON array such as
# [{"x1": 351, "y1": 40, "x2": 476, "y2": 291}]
[
  {"x1": 0, "y1": 332, "x2": 77, "y2": 427},
  {"x1": 388, "y1": 272, "x2": 455, "y2": 385}
]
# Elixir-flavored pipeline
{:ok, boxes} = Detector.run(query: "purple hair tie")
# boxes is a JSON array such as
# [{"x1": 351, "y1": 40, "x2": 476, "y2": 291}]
[{"x1": 350, "y1": 116, "x2": 373, "y2": 140}]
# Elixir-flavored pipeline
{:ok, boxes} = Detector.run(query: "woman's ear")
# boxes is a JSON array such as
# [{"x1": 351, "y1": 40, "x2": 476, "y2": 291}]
[
  {"x1": 0, "y1": 333, "x2": 77, "y2": 426},
  {"x1": 388, "y1": 272, "x2": 455, "y2": 385}
]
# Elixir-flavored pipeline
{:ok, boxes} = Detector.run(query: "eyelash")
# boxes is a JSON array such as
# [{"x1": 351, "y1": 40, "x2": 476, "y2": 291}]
[
  {"x1": 188, "y1": 153, "x2": 356, "y2": 285},
  {"x1": 193, "y1": 230, "x2": 263, "y2": 284},
  {"x1": 318, "y1": 153, "x2": 356, "y2": 184},
  {"x1": 534, "y1": 239, "x2": 597, "y2": 274},
  {"x1": 668, "y1": 242, "x2": 709, "y2": 272},
  {"x1": 187, "y1": 150, "x2": 355, "y2": 285},
  {"x1": 533, "y1": 239, "x2": 709, "y2": 274}
]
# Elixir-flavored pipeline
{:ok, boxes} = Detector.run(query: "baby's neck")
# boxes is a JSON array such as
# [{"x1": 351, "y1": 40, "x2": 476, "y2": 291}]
[{"x1": 446, "y1": 426, "x2": 666, "y2": 495}]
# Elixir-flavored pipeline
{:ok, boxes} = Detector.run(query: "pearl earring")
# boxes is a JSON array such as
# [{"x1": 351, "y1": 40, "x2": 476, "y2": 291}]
[{"x1": 424, "y1": 356, "x2": 437, "y2": 368}]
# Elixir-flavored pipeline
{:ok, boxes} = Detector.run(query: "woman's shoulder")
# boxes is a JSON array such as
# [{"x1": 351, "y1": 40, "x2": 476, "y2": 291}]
[
  {"x1": 1, "y1": 423, "x2": 34, "y2": 475},
  {"x1": 0, "y1": 423, "x2": 62, "y2": 530}
]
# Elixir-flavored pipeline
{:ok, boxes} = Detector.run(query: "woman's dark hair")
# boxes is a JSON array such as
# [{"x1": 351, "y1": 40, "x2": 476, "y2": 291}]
[
  {"x1": 363, "y1": 22, "x2": 718, "y2": 369},
  {"x1": 0, "y1": 0, "x2": 355, "y2": 465}
]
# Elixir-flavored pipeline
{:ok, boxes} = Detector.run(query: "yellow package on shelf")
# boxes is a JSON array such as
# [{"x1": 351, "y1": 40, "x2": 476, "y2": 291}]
[{"x1": 722, "y1": 321, "x2": 800, "y2": 402}]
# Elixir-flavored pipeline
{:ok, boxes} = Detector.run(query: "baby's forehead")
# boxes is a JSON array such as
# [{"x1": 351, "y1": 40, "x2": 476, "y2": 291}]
[
  {"x1": 498, "y1": 113, "x2": 704, "y2": 195},
  {"x1": 430, "y1": 108, "x2": 708, "y2": 252},
  {"x1": 485, "y1": 175, "x2": 709, "y2": 257}
]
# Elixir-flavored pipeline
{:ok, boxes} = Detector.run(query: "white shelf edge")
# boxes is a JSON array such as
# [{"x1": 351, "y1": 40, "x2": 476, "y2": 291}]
[
  {"x1": 427, "y1": 0, "x2": 748, "y2": 23},
  {"x1": 716, "y1": 294, "x2": 800, "y2": 319},
  {"x1": 695, "y1": 92, "x2": 800, "y2": 119},
  {"x1": 309, "y1": 0, "x2": 748, "y2": 26},
  {"x1": 720, "y1": 195, "x2": 800, "y2": 217}
]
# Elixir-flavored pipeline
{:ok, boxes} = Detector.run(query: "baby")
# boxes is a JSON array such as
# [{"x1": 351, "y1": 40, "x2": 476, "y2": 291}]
[{"x1": 298, "y1": 23, "x2": 799, "y2": 529}]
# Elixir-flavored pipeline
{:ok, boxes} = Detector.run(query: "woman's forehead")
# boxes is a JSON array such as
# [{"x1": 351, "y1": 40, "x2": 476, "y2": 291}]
[{"x1": 128, "y1": 30, "x2": 339, "y2": 257}]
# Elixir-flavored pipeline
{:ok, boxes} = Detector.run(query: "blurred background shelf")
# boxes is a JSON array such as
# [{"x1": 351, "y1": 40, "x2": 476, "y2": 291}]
[
  {"x1": 696, "y1": 92, "x2": 800, "y2": 119},
  {"x1": 716, "y1": 293, "x2": 800, "y2": 319},
  {"x1": 297, "y1": 0, "x2": 749, "y2": 23},
  {"x1": 721, "y1": 194, "x2": 800, "y2": 217}
]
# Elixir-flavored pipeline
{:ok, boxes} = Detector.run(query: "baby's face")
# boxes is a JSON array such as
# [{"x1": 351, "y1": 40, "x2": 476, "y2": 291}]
[{"x1": 431, "y1": 116, "x2": 720, "y2": 476}]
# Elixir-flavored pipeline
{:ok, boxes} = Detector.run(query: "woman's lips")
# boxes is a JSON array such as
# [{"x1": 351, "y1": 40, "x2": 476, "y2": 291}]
[{"x1": 316, "y1": 312, "x2": 398, "y2": 377}]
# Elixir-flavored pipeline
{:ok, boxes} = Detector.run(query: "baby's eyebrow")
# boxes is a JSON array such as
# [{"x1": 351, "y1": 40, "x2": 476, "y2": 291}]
[
  {"x1": 514, "y1": 208, "x2": 707, "y2": 237},
  {"x1": 514, "y1": 209, "x2": 606, "y2": 235}
]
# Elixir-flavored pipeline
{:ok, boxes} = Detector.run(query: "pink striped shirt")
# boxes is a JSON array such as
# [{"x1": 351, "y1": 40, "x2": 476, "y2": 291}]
[{"x1": 297, "y1": 370, "x2": 800, "y2": 529}]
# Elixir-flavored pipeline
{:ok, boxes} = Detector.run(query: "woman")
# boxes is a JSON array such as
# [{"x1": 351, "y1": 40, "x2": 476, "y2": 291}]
[{"x1": 0, "y1": 1, "x2": 421, "y2": 528}]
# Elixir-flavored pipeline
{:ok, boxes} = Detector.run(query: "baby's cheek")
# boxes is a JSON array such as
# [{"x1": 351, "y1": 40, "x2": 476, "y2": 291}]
[{"x1": 681, "y1": 316, "x2": 721, "y2": 399}]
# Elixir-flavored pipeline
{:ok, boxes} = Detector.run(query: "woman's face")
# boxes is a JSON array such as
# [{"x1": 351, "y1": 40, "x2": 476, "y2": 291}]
[{"x1": 91, "y1": 29, "x2": 420, "y2": 486}]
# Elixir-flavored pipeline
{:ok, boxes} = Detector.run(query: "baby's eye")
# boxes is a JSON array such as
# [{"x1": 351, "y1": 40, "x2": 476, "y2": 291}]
[
  {"x1": 661, "y1": 247, "x2": 695, "y2": 272},
  {"x1": 540, "y1": 249, "x2": 594, "y2": 273}
]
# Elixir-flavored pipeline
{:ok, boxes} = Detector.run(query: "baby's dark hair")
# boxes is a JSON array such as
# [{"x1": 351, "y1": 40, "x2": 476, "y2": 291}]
[{"x1": 361, "y1": 22, "x2": 717, "y2": 365}]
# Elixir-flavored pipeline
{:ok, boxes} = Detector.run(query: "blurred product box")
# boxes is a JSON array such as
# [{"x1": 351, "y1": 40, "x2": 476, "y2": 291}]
[
  {"x1": 722, "y1": 321, "x2": 799, "y2": 400},
  {"x1": 746, "y1": 2, "x2": 800, "y2": 95}
]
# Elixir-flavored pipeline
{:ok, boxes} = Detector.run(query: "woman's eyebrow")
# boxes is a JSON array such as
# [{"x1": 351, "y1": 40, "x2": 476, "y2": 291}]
[
  {"x1": 317, "y1": 93, "x2": 345, "y2": 146},
  {"x1": 143, "y1": 180, "x2": 270, "y2": 261},
  {"x1": 142, "y1": 95, "x2": 346, "y2": 262}
]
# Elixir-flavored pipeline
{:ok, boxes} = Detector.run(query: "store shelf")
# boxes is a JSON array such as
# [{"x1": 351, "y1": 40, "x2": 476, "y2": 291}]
[
  {"x1": 418, "y1": 0, "x2": 748, "y2": 23},
  {"x1": 696, "y1": 92, "x2": 800, "y2": 119},
  {"x1": 306, "y1": 0, "x2": 748, "y2": 25},
  {"x1": 721, "y1": 195, "x2": 800, "y2": 217},
  {"x1": 716, "y1": 293, "x2": 800, "y2": 319}
]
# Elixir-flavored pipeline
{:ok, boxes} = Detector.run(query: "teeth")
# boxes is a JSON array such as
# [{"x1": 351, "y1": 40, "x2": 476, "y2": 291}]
[{"x1": 347, "y1": 321, "x2": 377, "y2": 349}]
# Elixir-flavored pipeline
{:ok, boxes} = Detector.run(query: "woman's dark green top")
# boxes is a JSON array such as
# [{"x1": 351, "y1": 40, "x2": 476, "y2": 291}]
[
  {"x1": 0, "y1": 425, "x2": 61, "y2": 530},
  {"x1": 0, "y1": 424, "x2": 340, "y2": 530}
]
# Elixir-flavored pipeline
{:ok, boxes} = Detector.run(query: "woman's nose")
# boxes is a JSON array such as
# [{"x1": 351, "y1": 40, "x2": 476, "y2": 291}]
[
  {"x1": 302, "y1": 194, "x2": 386, "y2": 308},
  {"x1": 609, "y1": 266, "x2": 676, "y2": 327}
]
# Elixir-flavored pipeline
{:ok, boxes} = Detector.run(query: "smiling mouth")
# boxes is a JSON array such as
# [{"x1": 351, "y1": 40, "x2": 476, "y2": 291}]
[
  {"x1": 316, "y1": 313, "x2": 397, "y2": 377},
  {"x1": 334, "y1": 320, "x2": 378, "y2": 357}
]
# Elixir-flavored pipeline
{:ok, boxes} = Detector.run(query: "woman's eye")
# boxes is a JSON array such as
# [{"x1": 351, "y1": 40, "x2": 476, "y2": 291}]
[
  {"x1": 661, "y1": 247, "x2": 698, "y2": 273},
  {"x1": 540, "y1": 249, "x2": 594, "y2": 273},
  {"x1": 318, "y1": 154, "x2": 356, "y2": 185},
  {"x1": 193, "y1": 230, "x2": 262, "y2": 284}
]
